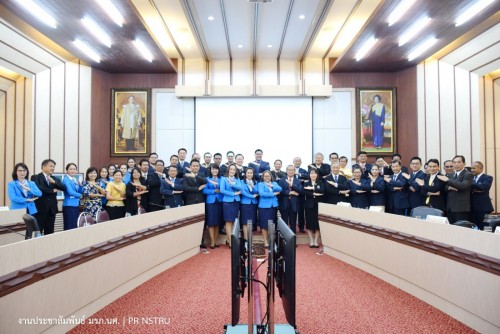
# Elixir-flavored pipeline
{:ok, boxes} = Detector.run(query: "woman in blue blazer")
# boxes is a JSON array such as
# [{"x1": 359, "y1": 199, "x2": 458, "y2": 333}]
[
  {"x1": 257, "y1": 170, "x2": 282, "y2": 247},
  {"x1": 8, "y1": 163, "x2": 42, "y2": 237},
  {"x1": 349, "y1": 167, "x2": 371, "y2": 209},
  {"x1": 220, "y1": 164, "x2": 242, "y2": 247},
  {"x1": 240, "y1": 168, "x2": 259, "y2": 240},
  {"x1": 368, "y1": 165, "x2": 386, "y2": 210},
  {"x1": 62, "y1": 163, "x2": 84, "y2": 230},
  {"x1": 203, "y1": 164, "x2": 224, "y2": 248}
]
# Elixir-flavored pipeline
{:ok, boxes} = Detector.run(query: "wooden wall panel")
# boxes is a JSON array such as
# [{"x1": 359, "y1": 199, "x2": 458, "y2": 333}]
[
  {"x1": 423, "y1": 60, "x2": 441, "y2": 162},
  {"x1": 455, "y1": 67, "x2": 472, "y2": 163},
  {"x1": 438, "y1": 62, "x2": 456, "y2": 163},
  {"x1": 90, "y1": 70, "x2": 177, "y2": 168},
  {"x1": 330, "y1": 68, "x2": 418, "y2": 163},
  {"x1": 0, "y1": 91, "x2": 6, "y2": 206},
  {"x1": 50, "y1": 64, "x2": 65, "y2": 170}
]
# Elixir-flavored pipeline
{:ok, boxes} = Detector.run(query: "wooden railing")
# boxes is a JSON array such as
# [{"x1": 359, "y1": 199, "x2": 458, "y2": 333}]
[{"x1": 0, "y1": 214, "x2": 205, "y2": 298}]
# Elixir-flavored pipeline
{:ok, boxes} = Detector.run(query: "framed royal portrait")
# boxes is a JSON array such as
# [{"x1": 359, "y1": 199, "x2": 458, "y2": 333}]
[
  {"x1": 111, "y1": 88, "x2": 151, "y2": 156},
  {"x1": 356, "y1": 87, "x2": 396, "y2": 155}
]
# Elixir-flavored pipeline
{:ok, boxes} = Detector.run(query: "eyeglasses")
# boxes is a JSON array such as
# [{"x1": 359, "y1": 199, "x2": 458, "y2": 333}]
[{"x1": 444, "y1": 166, "x2": 453, "y2": 168}]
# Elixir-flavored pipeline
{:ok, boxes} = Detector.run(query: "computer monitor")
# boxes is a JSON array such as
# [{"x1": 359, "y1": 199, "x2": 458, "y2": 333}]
[
  {"x1": 274, "y1": 218, "x2": 296, "y2": 328},
  {"x1": 230, "y1": 219, "x2": 247, "y2": 326}
]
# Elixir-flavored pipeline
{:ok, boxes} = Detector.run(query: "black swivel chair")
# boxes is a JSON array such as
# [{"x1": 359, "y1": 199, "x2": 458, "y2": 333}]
[
  {"x1": 410, "y1": 206, "x2": 444, "y2": 220},
  {"x1": 22, "y1": 214, "x2": 41, "y2": 239},
  {"x1": 454, "y1": 220, "x2": 478, "y2": 229}
]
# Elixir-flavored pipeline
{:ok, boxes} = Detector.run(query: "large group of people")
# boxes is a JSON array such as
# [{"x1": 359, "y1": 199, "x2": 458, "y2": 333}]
[{"x1": 7, "y1": 148, "x2": 495, "y2": 246}]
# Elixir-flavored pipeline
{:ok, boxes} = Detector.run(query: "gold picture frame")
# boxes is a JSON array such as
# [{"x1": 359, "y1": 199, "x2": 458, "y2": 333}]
[
  {"x1": 356, "y1": 87, "x2": 396, "y2": 155},
  {"x1": 111, "y1": 88, "x2": 151, "y2": 156}
]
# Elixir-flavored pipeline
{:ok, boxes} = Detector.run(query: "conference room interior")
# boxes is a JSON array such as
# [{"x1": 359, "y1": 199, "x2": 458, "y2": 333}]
[{"x1": 0, "y1": 0, "x2": 499, "y2": 333}]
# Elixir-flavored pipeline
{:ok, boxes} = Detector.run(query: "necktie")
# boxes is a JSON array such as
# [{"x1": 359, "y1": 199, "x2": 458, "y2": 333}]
[
  {"x1": 474, "y1": 176, "x2": 478, "y2": 183},
  {"x1": 46, "y1": 175, "x2": 50, "y2": 185},
  {"x1": 455, "y1": 172, "x2": 458, "y2": 179},
  {"x1": 334, "y1": 175, "x2": 338, "y2": 183}
]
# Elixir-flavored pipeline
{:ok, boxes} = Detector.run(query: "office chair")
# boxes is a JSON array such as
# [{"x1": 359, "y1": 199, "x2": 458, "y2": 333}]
[
  {"x1": 77, "y1": 212, "x2": 95, "y2": 228},
  {"x1": 454, "y1": 220, "x2": 478, "y2": 229},
  {"x1": 96, "y1": 209, "x2": 110, "y2": 223},
  {"x1": 410, "y1": 206, "x2": 444, "y2": 220},
  {"x1": 22, "y1": 214, "x2": 41, "y2": 239}
]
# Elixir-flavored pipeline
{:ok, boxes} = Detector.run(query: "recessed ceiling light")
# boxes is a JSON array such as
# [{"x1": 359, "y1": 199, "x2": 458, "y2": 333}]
[
  {"x1": 388, "y1": 0, "x2": 416, "y2": 26},
  {"x1": 408, "y1": 37, "x2": 437, "y2": 61},
  {"x1": 73, "y1": 39, "x2": 100, "y2": 63},
  {"x1": 298, "y1": 14, "x2": 305, "y2": 20},
  {"x1": 96, "y1": 0, "x2": 124, "y2": 27},
  {"x1": 15, "y1": 0, "x2": 57, "y2": 28},
  {"x1": 237, "y1": 44, "x2": 243, "y2": 48},
  {"x1": 455, "y1": 0, "x2": 495, "y2": 26},
  {"x1": 134, "y1": 39, "x2": 153, "y2": 62},
  {"x1": 82, "y1": 17, "x2": 112, "y2": 47},
  {"x1": 355, "y1": 37, "x2": 377, "y2": 61},
  {"x1": 398, "y1": 16, "x2": 431, "y2": 46},
  {"x1": 267, "y1": 44, "x2": 272, "y2": 48},
  {"x1": 208, "y1": 16, "x2": 215, "y2": 21}
]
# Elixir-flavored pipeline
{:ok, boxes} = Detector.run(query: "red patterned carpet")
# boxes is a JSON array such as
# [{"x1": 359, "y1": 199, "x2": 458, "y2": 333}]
[{"x1": 71, "y1": 246, "x2": 475, "y2": 334}]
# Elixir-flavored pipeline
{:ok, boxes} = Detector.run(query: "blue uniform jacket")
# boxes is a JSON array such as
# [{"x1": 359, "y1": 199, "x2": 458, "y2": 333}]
[
  {"x1": 369, "y1": 176, "x2": 386, "y2": 206},
  {"x1": 241, "y1": 180, "x2": 259, "y2": 205},
  {"x1": 62, "y1": 176, "x2": 84, "y2": 207},
  {"x1": 220, "y1": 177, "x2": 242, "y2": 202},
  {"x1": 8, "y1": 180, "x2": 42, "y2": 214},
  {"x1": 257, "y1": 182, "x2": 282, "y2": 208},
  {"x1": 203, "y1": 177, "x2": 224, "y2": 204},
  {"x1": 471, "y1": 174, "x2": 494, "y2": 212},
  {"x1": 160, "y1": 178, "x2": 184, "y2": 208}
]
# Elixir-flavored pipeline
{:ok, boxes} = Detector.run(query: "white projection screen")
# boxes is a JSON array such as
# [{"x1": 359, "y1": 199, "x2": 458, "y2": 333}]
[{"x1": 195, "y1": 97, "x2": 313, "y2": 169}]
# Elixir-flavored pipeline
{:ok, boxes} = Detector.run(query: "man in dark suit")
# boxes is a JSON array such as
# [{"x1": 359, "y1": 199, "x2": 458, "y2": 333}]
[
  {"x1": 403, "y1": 156, "x2": 426, "y2": 210},
  {"x1": 437, "y1": 155, "x2": 473, "y2": 224},
  {"x1": 293, "y1": 157, "x2": 309, "y2": 233},
  {"x1": 249, "y1": 149, "x2": 270, "y2": 179},
  {"x1": 31, "y1": 159, "x2": 66, "y2": 235},
  {"x1": 182, "y1": 159, "x2": 207, "y2": 205},
  {"x1": 138, "y1": 159, "x2": 150, "y2": 212},
  {"x1": 308, "y1": 152, "x2": 330, "y2": 179},
  {"x1": 384, "y1": 160, "x2": 410, "y2": 215},
  {"x1": 470, "y1": 161, "x2": 494, "y2": 230},
  {"x1": 416, "y1": 159, "x2": 446, "y2": 212},
  {"x1": 219, "y1": 151, "x2": 235, "y2": 176},
  {"x1": 278, "y1": 165, "x2": 303, "y2": 233},
  {"x1": 147, "y1": 152, "x2": 158, "y2": 173},
  {"x1": 177, "y1": 148, "x2": 190, "y2": 179},
  {"x1": 160, "y1": 165, "x2": 184, "y2": 208},
  {"x1": 352, "y1": 151, "x2": 372, "y2": 180},
  {"x1": 147, "y1": 159, "x2": 165, "y2": 211},
  {"x1": 324, "y1": 163, "x2": 349, "y2": 204}
]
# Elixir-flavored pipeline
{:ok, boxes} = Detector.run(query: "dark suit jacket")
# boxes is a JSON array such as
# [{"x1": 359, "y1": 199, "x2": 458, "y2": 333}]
[
  {"x1": 446, "y1": 169, "x2": 473, "y2": 212},
  {"x1": 348, "y1": 179, "x2": 371, "y2": 208},
  {"x1": 407, "y1": 170, "x2": 426, "y2": 208},
  {"x1": 31, "y1": 173, "x2": 66, "y2": 215},
  {"x1": 369, "y1": 176, "x2": 386, "y2": 206},
  {"x1": 271, "y1": 170, "x2": 286, "y2": 182},
  {"x1": 303, "y1": 180, "x2": 325, "y2": 209},
  {"x1": 382, "y1": 165, "x2": 409, "y2": 176},
  {"x1": 471, "y1": 174, "x2": 494, "y2": 213},
  {"x1": 324, "y1": 174, "x2": 349, "y2": 204},
  {"x1": 176, "y1": 161, "x2": 190, "y2": 179},
  {"x1": 126, "y1": 180, "x2": 149, "y2": 213},
  {"x1": 160, "y1": 178, "x2": 184, "y2": 208},
  {"x1": 249, "y1": 160, "x2": 270, "y2": 179},
  {"x1": 183, "y1": 174, "x2": 207, "y2": 205},
  {"x1": 146, "y1": 172, "x2": 164, "y2": 207},
  {"x1": 278, "y1": 177, "x2": 303, "y2": 212},
  {"x1": 420, "y1": 173, "x2": 446, "y2": 212},
  {"x1": 386, "y1": 173, "x2": 410, "y2": 209},
  {"x1": 308, "y1": 163, "x2": 330, "y2": 178}
]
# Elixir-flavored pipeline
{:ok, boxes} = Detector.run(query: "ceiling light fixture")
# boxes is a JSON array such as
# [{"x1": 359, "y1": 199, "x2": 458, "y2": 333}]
[
  {"x1": 267, "y1": 44, "x2": 272, "y2": 48},
  {"x1": 15, "y1": 0, "x2": 57, "y2": 28},
  {"x1": 82, "y1": 17, "x2": 112, "y2": 47},
  {"x1": 398, "y1": 16, "x2": 431, "y2": 46},
  {"x1": 73, "y1": 39, "x2": 100, "y2": 63},
  {"x1": 408, "y1": 37, "x2": 437, "y2": 61},
  {"x1": 96, "y1": 0, "x2": 124, "y2": 27},
  {"x1": 237, "y1": 44, "x2": 243, "y2": 48},
  {"x1": 455, "y1": 0, "x2": 495, "y2": 26},
  {"x1": 208, "y1": 16, "x2": 215, "y2": 21},
  {"x1": 387, "y1": 0, "x2": 416, "y2": 26},
  {"x1": 355, "y1": 37, "x2": 378, "y2": 61},
  {"x1": 134, "y1": 39, "x2": 153, "y2": 62},
  {"x1": 298, "y1": 14, "x2": 305, "y2": 20}
]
